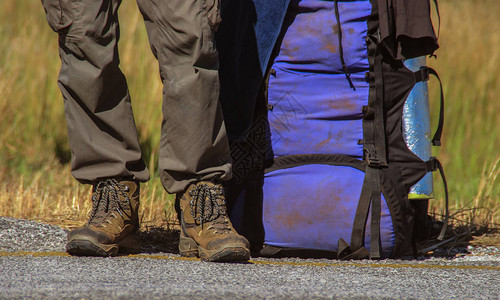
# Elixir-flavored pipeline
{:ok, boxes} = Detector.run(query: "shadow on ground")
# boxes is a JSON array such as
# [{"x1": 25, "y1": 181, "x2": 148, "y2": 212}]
[{"x1": 139, "y1": 227, "x2": 180, "y2": 254}]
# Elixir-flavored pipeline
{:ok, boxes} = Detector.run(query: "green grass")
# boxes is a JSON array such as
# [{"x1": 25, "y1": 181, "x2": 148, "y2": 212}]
[
  {"x1": 426, "y1": 0, "x2": 500, "y2": 226},
  {"x1": 0, "y1": 0, "x2": 498, "y2": 227}
]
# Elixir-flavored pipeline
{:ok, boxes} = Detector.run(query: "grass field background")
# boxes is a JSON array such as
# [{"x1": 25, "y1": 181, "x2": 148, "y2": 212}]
[{"x1": 0, "y1": 0, "x2": 498, "y2": 229}]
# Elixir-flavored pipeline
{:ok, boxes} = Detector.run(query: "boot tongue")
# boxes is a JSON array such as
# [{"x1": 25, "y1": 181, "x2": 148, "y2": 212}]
[
  {"x1": 87, "y1": 179, "x2": 131, "y2": 225},
  {"x1": 189, "y1": 183, "x2": 228, "y2": 229}
]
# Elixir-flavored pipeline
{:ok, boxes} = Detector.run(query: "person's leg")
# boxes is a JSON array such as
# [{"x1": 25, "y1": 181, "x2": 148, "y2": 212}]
[
  {"x1": 137, "y1": 0, "x2": 249, "y2": 262},
  {"x1": 41, "y1": 0, "x2": 147, "y2": 256},
  {"x1": 136, "y1": 0, "x2": 230, "y2": 194},
  {"x1": 42, "y1": 0, "x2": 149, "y2": 183}
]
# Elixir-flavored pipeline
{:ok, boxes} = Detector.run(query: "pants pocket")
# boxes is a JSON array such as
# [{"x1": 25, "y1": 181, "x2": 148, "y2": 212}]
[
  {"x1": 203, "y1": 0, "x2": 221, "y2": 30},
  {"x1": 41, "y1": 0, "x2": 73, "y2": 32}
]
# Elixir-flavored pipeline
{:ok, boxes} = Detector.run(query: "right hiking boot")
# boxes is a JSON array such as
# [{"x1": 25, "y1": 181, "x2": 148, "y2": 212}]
[
  {"x1": 177, "y1": 181, "x2": 250, "y2": 262},
  {"x1": 66, "y1": 178, "x2": 141, "y2": 257}
]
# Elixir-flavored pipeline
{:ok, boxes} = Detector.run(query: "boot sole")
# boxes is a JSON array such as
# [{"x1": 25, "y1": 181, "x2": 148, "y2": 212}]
[
  {"x1": 66, "y1": 234, "x2": 141, "y2": 257},
  {"x1": 199, "y1": 246, "x2": 251, "y2": 262},
  {"x1": 178, "y1": 235, "x2": 199, "y2": 258},
  {"x1": 179, "y1": 235, "x2": 250, "y2": 262}
]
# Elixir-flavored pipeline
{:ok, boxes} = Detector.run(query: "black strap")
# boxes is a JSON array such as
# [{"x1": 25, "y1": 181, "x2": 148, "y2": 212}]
[
  {"x1": 413, "y1": 67, "x2": 444, "y2": 147},
  {"x1": 413, "y1": 67, "x2": 430, "y2": 83},
  {"x1": 349, "y1": 166, "x2": 382, "y2": 259},
  {"x1": 337, "y1": 238, "x2": 370, "y2": 260},
  {"x1": 426, "y1": 157, "x2": 449, "y2": 240},
  {"x1": 361, "y1": 36, "x2": 387, "y2": 167},
  {"x1": 350, "y1": 169, "x2": 372, "y2": 251},
  {"x1": 334, "y1": 0, "x2": 355, "y2": 90},
  {"x1": 369, "y1": 167, "x2": 382, "y2": 259},
  {"x1": 264, "y1": 154, "x2": 365, "y2": 174},
  {"x1": 372, "y1": 51, "x2": 387, "y2": 166},
  {"x1": 259, "y1": 245, "x2": 283, "y2": 257},
  {"x1": 432, "y1": 0, "x2": 441, "y2": 40},
  {"x1": 428, "y1": 68, "x2": 444, "y2": 146},
  {"x1": 346, "y1": 22, "x2": 386, "y2": 258}
]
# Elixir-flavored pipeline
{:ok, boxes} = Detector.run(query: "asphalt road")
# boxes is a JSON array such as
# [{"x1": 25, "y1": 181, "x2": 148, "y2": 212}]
[{"x1": 1, "y1": 217, "x2": 499, "y2": 299}]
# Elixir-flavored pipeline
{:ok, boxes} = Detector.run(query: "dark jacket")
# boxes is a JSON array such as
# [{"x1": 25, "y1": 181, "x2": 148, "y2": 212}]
[{"x1": 377, "y1": 0, "x2": 439, "y2": 59}]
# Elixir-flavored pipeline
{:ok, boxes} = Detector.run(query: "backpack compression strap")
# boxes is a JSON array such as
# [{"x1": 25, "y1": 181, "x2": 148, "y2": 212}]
[
  {"x1": 426, "y1": 157, "x2": 449, "y2": 240},
  {"x1": 360, "y1": 42, "x2": 388, "y2": 167},
  {"x1": 336, "y1": 165, "x2": 383, "y2": 260},
  {"x1": 433, "y1": 0, "x2": 441, "y2": 40},
  {"x1": 339, "y1": 25, "x2": 387, "y2": 260},
  {"x1": 412, "y1": 66, "x2": 445, "y2": 146},
  {"x1": 349, "y1": 166, "x2": 382, "y2": 259}
]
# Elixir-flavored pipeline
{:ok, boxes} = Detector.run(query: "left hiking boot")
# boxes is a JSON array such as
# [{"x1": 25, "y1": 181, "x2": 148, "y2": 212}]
[
  {"x1": 177, "y1": 181, "x2": 250, "y2": 262},
  {"x1": 66, "y1": 178, "x2": 141, "y2": 256}
]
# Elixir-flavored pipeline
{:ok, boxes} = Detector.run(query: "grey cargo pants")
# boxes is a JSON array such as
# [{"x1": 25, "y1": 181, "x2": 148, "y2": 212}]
[{"x1": 41, "y1": 0, "x2": 232, "y2": 193}]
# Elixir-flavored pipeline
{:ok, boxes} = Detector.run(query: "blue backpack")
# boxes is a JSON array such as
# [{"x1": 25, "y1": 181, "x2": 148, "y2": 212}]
[{"x1": 218, "y1": 0, "x2": 447, "y2": 259}]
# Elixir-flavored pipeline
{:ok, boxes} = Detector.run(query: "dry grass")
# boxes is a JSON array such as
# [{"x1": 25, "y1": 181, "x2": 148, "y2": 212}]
[
  {"x1": 425, "y1": 0, "x2": 500, "y2": 229},
  {"x1": 0, "y1": 0, "x2": 498, "y2": 232},
  {"x1": 0, "y1": 168, "x2": 176, "y2": 229},
  {"x1": 0, "y1": 1, "x2": 171, "y2": 229}
]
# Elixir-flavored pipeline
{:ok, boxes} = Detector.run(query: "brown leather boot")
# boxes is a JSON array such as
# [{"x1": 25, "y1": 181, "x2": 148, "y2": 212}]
[
  {"x1": 66, "y1": 179, "x2": 141, "y2": 256},
  {"x1": 178, "y1": 181, "x2": 250, "y2": 262}
]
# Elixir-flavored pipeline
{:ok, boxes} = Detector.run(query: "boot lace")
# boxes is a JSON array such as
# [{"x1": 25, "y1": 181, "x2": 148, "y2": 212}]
[
  {"x1": 189, "y1": 183, "x2": 231, "y2": 233},
  {"x1": 87, "y1": 178, "x2": 131, "y2": 226}
]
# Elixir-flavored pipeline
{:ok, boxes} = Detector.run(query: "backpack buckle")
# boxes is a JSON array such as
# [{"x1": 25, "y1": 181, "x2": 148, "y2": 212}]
[
  {"x1": 364, "y1": 144, "x2": 381, "y2": 167},
  {"x1": 414, "y1": 67, "x2": 430, "y2": 83},
  {"x1": 426, "y1": 156, "x2": 438, "y2": 172}
]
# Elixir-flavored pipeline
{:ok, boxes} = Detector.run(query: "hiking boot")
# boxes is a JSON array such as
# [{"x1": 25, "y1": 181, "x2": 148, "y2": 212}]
[
  {"x1": 177, "y1": 181, "x2": 250, "y2": 262},
  {"x1": 66, "y1": 178, "x2": 141, "y2": 256}
]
